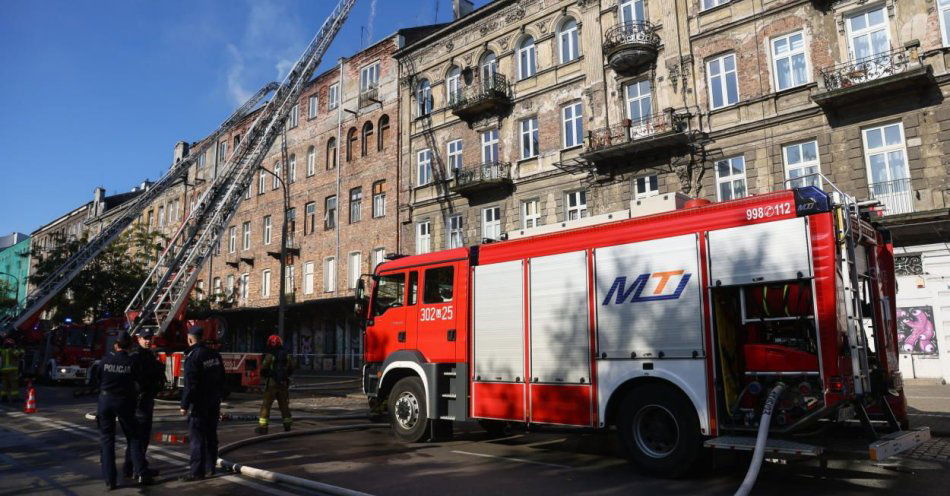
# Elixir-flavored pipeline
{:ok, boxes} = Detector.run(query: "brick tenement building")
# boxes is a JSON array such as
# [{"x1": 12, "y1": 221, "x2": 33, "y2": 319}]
[
  {"x1": 397, "y1": 0, "x2": 950, "y2": 379},
  {"x1": 189, "y1": 27, "x2": 439, "y2": 369}
]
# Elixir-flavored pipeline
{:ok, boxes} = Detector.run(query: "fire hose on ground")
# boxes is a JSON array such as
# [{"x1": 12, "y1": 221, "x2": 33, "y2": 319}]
[{"x1": 734, "y1": 382, "x2": 786, "y2": 496}]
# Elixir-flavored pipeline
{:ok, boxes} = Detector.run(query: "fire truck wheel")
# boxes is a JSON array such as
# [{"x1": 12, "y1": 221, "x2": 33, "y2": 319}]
[
  {"x1": 617, "y1": 384, "x2": 702, "y2": 478},
  {"x1": 389, "y1": 377, "x2": 430, "y2": 443}
]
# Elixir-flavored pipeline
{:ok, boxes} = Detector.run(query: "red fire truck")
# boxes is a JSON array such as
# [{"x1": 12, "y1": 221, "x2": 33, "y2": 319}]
[
  {"x1": 359, "y1": 186, "x2": 929, "y2": 476},
  {"x1": 38, "y1": 317, "x2": 125, "y2": 383}
]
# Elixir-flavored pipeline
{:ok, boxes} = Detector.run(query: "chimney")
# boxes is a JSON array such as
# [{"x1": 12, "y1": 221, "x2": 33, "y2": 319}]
[
  {"x1": 92, "y1": 187, "x2": 106, "y2": 217},
  {"x1": 174, "y1": 140, "x2": 190, "y2": 164},
  {"x1": 453, "y1": 0, "x2": 474, "y2": 20}
]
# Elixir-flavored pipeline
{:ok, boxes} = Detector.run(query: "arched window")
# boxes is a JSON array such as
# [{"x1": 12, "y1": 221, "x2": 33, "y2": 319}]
[
  {"x1": 445, "y1": 66, "x2": 461, "y2": 105},
  {"x1": 416, "y1": 79, "x2": 432, "y2": 117},
  {"x1": 233, "y1": 134, "x2": 241, "y2": 148},
  {"x1": 307, "y1": 145, "x2": 315, "y2": 176},
  {"x1": 326, "y1": 137, "x2": 337, "y2": 170},
  {"x1": 558, "y1": 17, "x2": 580, "y2": 63},
  {"x1": 479, "y1": 52, "x2": 497, "y2": 83},
  {"x1": 361, "y1": 121, "x2": 374, "y2": 156},
  {"x1": 346, "y1": 127, "x2": 358, "y2": 162},
  {"x1": 619, "y1": 0, "x2": 645, "y2": 25},
  {"x1": 517, "y1": 37, "x2": 536, "y2": 80},
  {"x1": 377, "y1": 115, "x2": 390, "y2": 151}
]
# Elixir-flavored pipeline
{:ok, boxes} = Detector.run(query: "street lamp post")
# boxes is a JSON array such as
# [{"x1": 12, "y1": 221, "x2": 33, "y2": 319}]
[{"x1": 259, "y1": 136, "x2": 292, "y2": 342}]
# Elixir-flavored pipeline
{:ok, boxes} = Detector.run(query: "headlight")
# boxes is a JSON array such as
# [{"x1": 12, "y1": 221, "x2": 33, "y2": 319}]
[{"x1": 60, "y1": 368, "x2": 67, "y2": 374}]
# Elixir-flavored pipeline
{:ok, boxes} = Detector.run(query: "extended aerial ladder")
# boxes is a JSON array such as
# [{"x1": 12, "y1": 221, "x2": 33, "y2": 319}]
[
  {"x1": 0, "y1": 82, "x2": 278, "y2": 337},
  {"x1": 126, "y1": 0, "x2": 357, "y2": 336}
]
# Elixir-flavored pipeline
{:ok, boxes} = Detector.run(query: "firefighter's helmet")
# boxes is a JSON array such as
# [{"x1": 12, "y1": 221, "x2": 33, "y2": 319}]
[
  {"x1": 2, "y1": 338, "x2": 13, "y2": 347},
  {"x1": 267, "y1": 334, "x2": 283, "y2": 348}
]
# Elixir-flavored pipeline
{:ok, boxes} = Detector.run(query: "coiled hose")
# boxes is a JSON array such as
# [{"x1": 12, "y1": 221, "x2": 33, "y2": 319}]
[{"x1": 735, "y1": 382, "x2": 786, "y2": 496}]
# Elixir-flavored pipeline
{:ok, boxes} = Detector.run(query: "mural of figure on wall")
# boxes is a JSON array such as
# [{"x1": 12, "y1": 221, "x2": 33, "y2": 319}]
[{"x1": 897, "y1": 306, "x2": 937, "y2": 355}]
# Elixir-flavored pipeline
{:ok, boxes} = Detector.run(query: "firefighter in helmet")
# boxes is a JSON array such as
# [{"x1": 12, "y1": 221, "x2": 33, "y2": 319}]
[
  {"x1": 1, "y1": 337, "x2": 24, "y2": 402},
  {"x1": 256, "y1": 334, "x2": 294, "y2": 434}
]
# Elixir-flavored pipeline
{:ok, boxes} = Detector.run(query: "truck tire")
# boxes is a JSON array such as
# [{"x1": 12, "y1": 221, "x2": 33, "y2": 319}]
[
  {"x1": 617, "y1": 383, "x2": 702, "y2": 478},
  {"x1": 388, "y1": 376, "x2": 430, "y2": 443}
]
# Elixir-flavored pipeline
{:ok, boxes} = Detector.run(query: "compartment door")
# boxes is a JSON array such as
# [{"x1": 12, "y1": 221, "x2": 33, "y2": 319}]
[{"x1": 708, "y1": 217, "x2": 812, "y2": 287}]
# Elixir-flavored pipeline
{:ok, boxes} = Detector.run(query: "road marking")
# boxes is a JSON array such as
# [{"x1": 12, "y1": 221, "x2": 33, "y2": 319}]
[
  {"x1": 907, "y1": 413, "x2": 950, "y2": 418},
  {"x1": 450, "y1": 450, "x2": 573, "y2": 469},
  {"x1": 905, "y1": 396, "x2": 950, "y2": 400}
]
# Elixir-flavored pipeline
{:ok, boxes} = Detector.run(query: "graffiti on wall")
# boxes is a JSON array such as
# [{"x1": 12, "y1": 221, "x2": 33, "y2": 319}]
[{"x1": 897, "y1": 306, "x2": 938, "y2": 355}]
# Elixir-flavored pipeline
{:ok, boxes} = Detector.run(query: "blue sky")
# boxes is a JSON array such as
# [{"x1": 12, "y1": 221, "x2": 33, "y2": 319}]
[{"x1": 0, "y1": 0, "x2": 488, "y2": 236}]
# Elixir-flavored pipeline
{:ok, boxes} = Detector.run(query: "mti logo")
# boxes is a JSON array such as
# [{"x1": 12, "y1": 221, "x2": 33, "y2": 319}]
[{"x1": 602, "y1": 270, "x2": 692, "y2": 305}]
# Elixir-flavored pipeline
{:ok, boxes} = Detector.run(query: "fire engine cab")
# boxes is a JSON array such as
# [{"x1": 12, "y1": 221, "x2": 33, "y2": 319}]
[{"x1": 359, "y1": 185, "x2": 929, "y2": 476}]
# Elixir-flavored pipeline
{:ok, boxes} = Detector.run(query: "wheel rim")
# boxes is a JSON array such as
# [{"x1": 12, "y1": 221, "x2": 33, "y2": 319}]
[
  {"x1": 394, "y1": 391, "x2": 420, "y2": 431},
  {"x1": 633, "y1": 404, "x2": 679, "y2": 459}
]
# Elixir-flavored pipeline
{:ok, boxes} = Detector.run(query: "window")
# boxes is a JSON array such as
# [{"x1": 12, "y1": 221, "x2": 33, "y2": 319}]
[
  {"x1": 446, "y1": 66, "x2": 461, "y2": 105},
  {"x1": 625, "y1": 80, "x2": 653, "y2": 125},
  {"x1": 416, "y1": 221, "x2": 431, "y2": 254},
  {"x1": 304, "y1": 262, "x2": 315, "y2": 294},
  {"x1": 482, "y1": 207, "x2": 501, "y2": 240},
  {"x1": 361, "y1": 122, "x2": 374, "y2": 156},
  {"x1": 372, "y1": 180, "x2": 386, "y2": 218},
  {"x1": 416, "y1": 79, "x2": 432, "y2": 117},
  {"x1": 715, "y1": 156, "x2": 747, "y2": 201},
  {"x1": 424, "y1": 267, "x2": 454, "y2": 304},
  {"x1": 562, "y1": 102, "x2": 583, "y2": 148},
  {"x1": 772, "y1": 31, "x2": 808, "y2": 91},
  {"x1": 263, "y1": 215, "x2": 272, "y2": 245},
  {"x1": 240, "y1": 273, "x2": 249, "y2": 300},
  {"x1": 348, "y1": 252, "x2": 362, "y2": 289},
  {"x1": 518, "y1": 36, "x2": 537, "y2": 80},
  {"x1": 287, "y1": 207, "x2": 296, "y2": 234},
  {"x1": 941, "y1": 0, "x2": 950, "y2": 47},
  {"x1": 258, "y1": 169, "x2": 267, "y2": 194},
  {"x1": 377, "y1": 115, "x2": 390, "y2": 151},
  {"x1": 307, "y1": 146, "x2": 315, "y2": 176},
  {"x1": 308, "y1": 94, "x2": 318, "y2": 118},
  {"x1": 481, "y1": 128, "x2": 499, "y2": 163},
  {"x1": 158, "y1": 206, "x2": 165, "y2": 227},
  {"x1": 288, "y1": 104, "x2": 299, "y2": 128},
  {"x1": 285, "y1": 265, "x2": 295, "y2": 294},
  {"x1": 480, "y1": 52, "x2": 498, "y2": 82},
  {"x1": 323, "y1": 257, "x2": 336, "y2": 292},
  {"x1": 326, "y1": 137, "x2": 337, "y2": 169},
  {"x1": 558, "y1": 18, "x2": 580, "y2": 63},
  {"x1": 227, "y1": 274, "x2": 235, "y2": 294},
  {"x1": 242, "y1": 221, "x2": 251, "y2": 250},
  {"x1": 620, "y1": 0, "x2": 644, "y2": 24},
  {"x1": 522, "y1": 199, "x2": 541, "y2": 229},
  {"x1": 325, "y1": 195, "x2": 337, "y2": 229},
  {"x1": 197, "y1": 151, "x2": 206, "y2": 171},
  {"x1": 702, "y1": 0, "x2": 729, "y2": 10},
  {"x1": 346, "y1": 127, "x2": 357, "y2": 162},
  {"x1": 360, "y1": 61, "x2": 379, "y2": 92},
  {"x1": 288, "y1": 154, "x2": 296, "y2": 183},
  {"x1": 305, "y1": 202, "x2": 316, "y2": 234},
  {"x1": 417, "y1": 149, "x2": 432, "y2": 186},
  {"x1": 328, "y1": 83, "x2": 339, "y2": 110},
  {"x1": 863, "y1": 123, "x2": 910, "y2": 212},
  {"x1": 228, "y1": 226, "x2": 236, "y2": 253},
  {"x1": 520, "y1": 117, "x2": 539, "y2": 159},
  {"x1": 447, "y1": 215, "x2": 463, "y2": 249},
  {"x1": 447, "y1": 139, "x2": 463, "y2": 178},
  {"x1": 218, "y1": 141, "x2": 228, "y2": 165},
  {"x1": 707, "y1": 53, "x2": 738, "y2": 110},
  {"x1": 272, "y1": 161, "x2": 281, "y2": 190},
  {"x1": 372, "y1": 248, "x2": 386, "y2": 269},
  {"x1": 373, "y1": 273, "x2": 405, "y2": 316},
  {"x1": 261, "y1": 269, "x2": 272, "y2": 297},
  {"x1": 566, "y1": 190, "x2": 588, "y2": 220},
  {"x1": 783, "y1": 141, "x2": 820, "y2": 188},
  {"x1": 349, "y1": 187, "x2": 362, "y2": 223},
  {"x1": 635, "y1": 175, "x2": 659, "y2": 198},
  {"x1": 847, "y1": 7, "x2": 889, "y2": 61}
]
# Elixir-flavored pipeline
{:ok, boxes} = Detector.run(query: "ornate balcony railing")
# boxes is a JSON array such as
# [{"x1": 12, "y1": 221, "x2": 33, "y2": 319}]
[
  {"x1": 819, "y1": 47, "x2": 919, "y2": 92},
  {"x1": 585, "y1": 111, "x2": 689, "y2": 153},
  {"x1": 869, "y1": 178, "x2": 914, "y2": 216},
  {"x1": 450, "y1": 73, "x2": 513, "y2": 122},
  {"x1": 604, "y1": 21, "x2": 661, "y2": 75},
  {"x1": 452, "y1": 161, "x2": 512, "y2": 196},
  {"x1": 358, "y1": 85, "x2": 379, "y2": 109}
]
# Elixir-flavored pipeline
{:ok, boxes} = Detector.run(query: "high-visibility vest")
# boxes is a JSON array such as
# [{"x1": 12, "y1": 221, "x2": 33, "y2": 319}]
[{"x1": 1, "y1": 348, "x2": 23, "y2": 372}]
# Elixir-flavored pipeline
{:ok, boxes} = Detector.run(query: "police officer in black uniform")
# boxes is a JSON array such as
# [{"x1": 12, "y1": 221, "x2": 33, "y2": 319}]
[
  {"x1": 97, "y1": 332, "x2": 152, "y2": 490},
  {"x1": 122, "y1": 328, "x2": 165, "y2": 480},
  {"x1": 179, "y1": 326, "x2": 225, "y2": 481}
]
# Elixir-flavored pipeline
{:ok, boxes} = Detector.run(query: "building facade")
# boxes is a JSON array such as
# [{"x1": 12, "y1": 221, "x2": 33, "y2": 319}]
[
  {"x1": 397, "y1": 0, "x2": 950, "y2": 379},
  {"x1": 0, "y1": 235, "x2": 31, "y2": 317}
]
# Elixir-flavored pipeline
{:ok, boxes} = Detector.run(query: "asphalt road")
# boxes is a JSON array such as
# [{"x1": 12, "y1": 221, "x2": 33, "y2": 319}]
[{"x1": 2, "y1": 381, "x2": 950, "y2": 495}]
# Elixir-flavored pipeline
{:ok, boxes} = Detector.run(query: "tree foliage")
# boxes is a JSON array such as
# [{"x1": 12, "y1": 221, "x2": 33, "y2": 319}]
[{"x1": 0, "y1": 279, "x2": 16, "y2": 316}]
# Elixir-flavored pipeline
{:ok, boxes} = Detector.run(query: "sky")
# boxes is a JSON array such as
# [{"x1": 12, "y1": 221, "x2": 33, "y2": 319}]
[{"x1": 0, "y1": 0, "x2": 490, "y2": 236}]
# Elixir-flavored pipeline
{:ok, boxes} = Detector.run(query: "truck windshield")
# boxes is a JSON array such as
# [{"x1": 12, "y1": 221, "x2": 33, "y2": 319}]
[
  {"x1": 66, "y1": 328, "x2": 94, "y2": 348},
  {"x1": 373, "y1": 273, "x2": 405, "y2": 316}
]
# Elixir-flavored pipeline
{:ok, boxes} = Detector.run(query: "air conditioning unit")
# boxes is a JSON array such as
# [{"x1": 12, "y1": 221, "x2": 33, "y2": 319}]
[{"x1": 629, "y1": 192, "x2": 690, "y2": 218}]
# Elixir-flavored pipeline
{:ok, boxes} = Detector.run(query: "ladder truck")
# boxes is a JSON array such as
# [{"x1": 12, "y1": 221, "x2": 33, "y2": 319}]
[{"x1": 357, "y1": 179, "x2": 930, "y2": 478}]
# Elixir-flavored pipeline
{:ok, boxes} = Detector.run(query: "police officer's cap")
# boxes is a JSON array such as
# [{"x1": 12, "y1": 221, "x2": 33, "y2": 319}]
[
  {"x1": 136, "y1": 328, "x2": 155, "y2": 338},
  {"x1": 187, "y1": 326, "x2": 204, "y2": 337},
  {"x1": 115, "y1": 332, "x2": 132, "y2": 349}
]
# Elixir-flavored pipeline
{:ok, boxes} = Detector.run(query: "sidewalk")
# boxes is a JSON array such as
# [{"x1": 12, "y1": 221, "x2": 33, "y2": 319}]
[{"x1": 905, "y1": 381, "x2": 950, "y2": 436}]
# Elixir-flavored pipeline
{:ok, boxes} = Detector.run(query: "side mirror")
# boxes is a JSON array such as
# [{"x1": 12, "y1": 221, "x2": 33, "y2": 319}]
[{"x1": 354, "y1": 278, "x2": 368, "y2": 318}]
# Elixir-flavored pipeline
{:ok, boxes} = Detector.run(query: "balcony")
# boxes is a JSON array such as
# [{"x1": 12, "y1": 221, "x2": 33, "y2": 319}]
[
  {"x1": 359, "y1": 85, "x2": 380, "y2": 109},
  {"x1": 450, "y1": 73, "x2": 513, "y2": 124},
  {"x1": 603, "y1": 21, "x2": 661, "y2": 76},
  {"x1": 869, "y1": 178, "x2": 914, "y2": 216},
  {"x1": 579, "y1": 110, "x2": 695, "y2": 172},
  {"x1": 812, "y1": 46, "x2": 934, "y2": 109},
  {"x1": 451, "y1": 161, "x2": 513, "y2": 198}
]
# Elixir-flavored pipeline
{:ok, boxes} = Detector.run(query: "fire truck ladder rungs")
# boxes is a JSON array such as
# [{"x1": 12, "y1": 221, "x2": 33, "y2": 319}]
[
  {"x1": 127, "y1": 0, "x2": 358, "y2": 337},
  {"x1": 0, "y1": 82, "x2": 278, "y2": 337}
]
